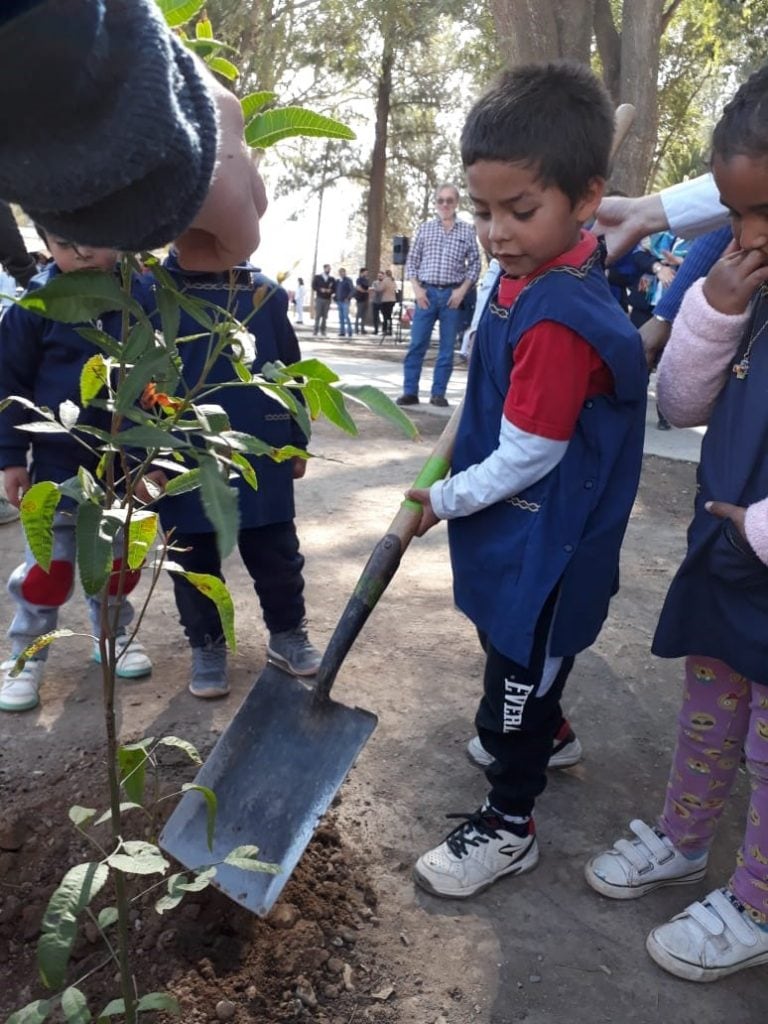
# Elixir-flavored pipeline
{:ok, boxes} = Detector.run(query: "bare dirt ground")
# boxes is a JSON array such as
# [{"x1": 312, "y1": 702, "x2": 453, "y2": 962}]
[{"x1": 1, "y1": 342, "x2": 765, "y2": 1023}]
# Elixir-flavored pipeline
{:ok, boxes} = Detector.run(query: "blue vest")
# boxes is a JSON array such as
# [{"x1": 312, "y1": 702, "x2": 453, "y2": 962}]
[
  {"x1": 448, "y1": 246, "x2": 647, "y2": 666},
  {"x1": 158, "y1": 256, "x2": 305, "y2": 534},
  {"x1": 653, "y1": 287, "x2": 768, "y2": 682}
]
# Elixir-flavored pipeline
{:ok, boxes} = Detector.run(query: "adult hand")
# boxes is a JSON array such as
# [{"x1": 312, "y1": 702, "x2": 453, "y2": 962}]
[
  {"x1": 406, "y1": 487, "x2": 440, "y2": 536},
  {"x1": 639, "y1": 317, "x2": 671, "y2": 370},
  {"x1": 702, "y1": 242, "x2": 768, "y2": 315},
  {"x1": 174, "y1": 74, "x2": 268, "y2": 272},
  {"x1": 593, "y1": 193, "x2": 668, "y2": 263},
  {"x1": 4, "y1": 466, "x2": 31, "y2": 508},
  {"x1": 413, "y1": 285, "x2": 430, "y2": 310},
  {"x1": 447, "y1": 286, "x2": 466, "y2": 310},
  {"x1": 706, "y1": 500, "x2": 747, "y2": 541}
]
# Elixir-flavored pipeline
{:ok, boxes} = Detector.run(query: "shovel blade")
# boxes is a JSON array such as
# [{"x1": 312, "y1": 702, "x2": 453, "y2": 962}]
[{"x1": 159, "y1": 665, "x2": 377, "y2": 916}]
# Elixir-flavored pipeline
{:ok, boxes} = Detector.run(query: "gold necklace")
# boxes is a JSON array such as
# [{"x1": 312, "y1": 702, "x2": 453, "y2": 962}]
[{"x1": 732, "y1": 287, "x2": 768, "y2": 380}]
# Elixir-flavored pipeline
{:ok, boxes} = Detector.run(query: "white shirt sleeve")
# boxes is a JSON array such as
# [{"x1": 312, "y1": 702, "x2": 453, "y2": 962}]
[
  {"x1": 430, "y1": 417, "x2": 568, "y2": 520},
  {"x1": 660, "y1": 174, "x2": 729, "y2": 239}
]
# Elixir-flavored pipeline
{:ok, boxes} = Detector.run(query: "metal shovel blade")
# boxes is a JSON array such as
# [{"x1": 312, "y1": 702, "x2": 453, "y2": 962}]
[{"x1": 159, "y1": 663, "x2": 377, "y2": 916}]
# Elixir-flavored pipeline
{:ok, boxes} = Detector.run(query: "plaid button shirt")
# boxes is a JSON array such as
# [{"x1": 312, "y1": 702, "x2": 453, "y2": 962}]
[{"x1": 405, "y1": 216, "x2": 480, "y2": 287}]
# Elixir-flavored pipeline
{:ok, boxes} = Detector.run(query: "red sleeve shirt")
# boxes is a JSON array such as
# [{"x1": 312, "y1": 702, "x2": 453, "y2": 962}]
[{"x1": 503, "y1": 321, "x2": 614, "y2": 441}]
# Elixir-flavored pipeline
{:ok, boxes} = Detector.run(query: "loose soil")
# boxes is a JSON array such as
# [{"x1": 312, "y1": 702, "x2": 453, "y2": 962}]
[{"x1": 1, "y1": 340, "x2": 766, "y2": 1023}]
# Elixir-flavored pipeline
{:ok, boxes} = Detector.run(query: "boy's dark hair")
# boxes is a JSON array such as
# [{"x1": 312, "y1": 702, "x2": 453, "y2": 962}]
[
  {"x1": 460, "y1": 60, "x2": 614, "y2": 207},
  {"x1": 712, "y1": 62, "x2": 768, "y2": 163}
]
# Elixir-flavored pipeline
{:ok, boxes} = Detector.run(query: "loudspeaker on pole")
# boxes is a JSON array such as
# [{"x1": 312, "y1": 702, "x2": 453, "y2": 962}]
[{"x1": 392, "y1": 235, "x2": 409, "y2": 266}]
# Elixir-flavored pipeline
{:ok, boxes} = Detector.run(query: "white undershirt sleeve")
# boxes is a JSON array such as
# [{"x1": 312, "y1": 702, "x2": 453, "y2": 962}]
[{"x1": 430, "y1": 418, "x2": 568, "y2": 520}]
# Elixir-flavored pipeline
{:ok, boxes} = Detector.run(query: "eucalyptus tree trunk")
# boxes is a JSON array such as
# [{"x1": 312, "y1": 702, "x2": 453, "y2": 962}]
[{"x1": 366, "y1": 40, "x2": 394, "y2": 275}]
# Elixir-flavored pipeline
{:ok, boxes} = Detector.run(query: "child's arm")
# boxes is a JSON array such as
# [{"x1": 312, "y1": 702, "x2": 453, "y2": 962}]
[
  {"x1": 412, "y1": 322, "x2": 608, "y2": 528},
  {"x1": 0, "y1": 303, "x2": 41, "y2": 474},
  {"x1": 656, "y1": 246, "x2": 768, "y2": 427}
]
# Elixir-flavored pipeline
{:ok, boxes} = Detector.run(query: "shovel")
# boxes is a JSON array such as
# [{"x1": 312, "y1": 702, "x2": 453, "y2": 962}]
[{"x1": 159, "y1": 402, "x2": 464, "y2": 915}]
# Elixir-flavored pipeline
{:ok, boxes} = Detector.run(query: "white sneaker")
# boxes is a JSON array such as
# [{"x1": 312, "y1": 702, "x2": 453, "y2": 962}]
[
  {"x1": 93, "y1": 634, "x2": 152, "y2": 679},
  {"x1": 585, "y1": 818, "x2": 708, "y2": 899},
  {"x1": 467, "y1": 721, "x2": 583, "y2": 771},
  {"x1": 0, "y1": 659, "x2": 44, "y2": 712},
  {"x1": 0, "y1": 496, "x2": 19, "y2": 525},
  {"x1": 646, "y1": 888, "x2": 768, "y2": 982},
  {"x1": 413, "y1": 806, "x2": 539, "y2": 899}
]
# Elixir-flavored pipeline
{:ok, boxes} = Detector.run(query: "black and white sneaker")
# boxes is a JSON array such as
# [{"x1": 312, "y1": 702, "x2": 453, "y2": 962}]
[
  {"x1": 414, "y1": 806, "x2": 539, "y2": 898},
  {"x1": 467, "y1": 719, "x2": 583, "y2": 770}
]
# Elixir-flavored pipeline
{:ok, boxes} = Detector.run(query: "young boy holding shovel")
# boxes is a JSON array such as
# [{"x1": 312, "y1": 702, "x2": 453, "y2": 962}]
[{"x1": 407, "y1": 61, "x2": 647, "y2": 898}]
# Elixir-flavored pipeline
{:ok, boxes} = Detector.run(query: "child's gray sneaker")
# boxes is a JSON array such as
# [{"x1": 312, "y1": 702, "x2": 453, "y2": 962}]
[
  {"x1": 189, "y1": 641, "x2": 229, "y2": 699},
  {"x1": 267, "y1": 622, "x2": 321, "y2": 677},
  {"x1": 585, "y1": 818, "x2": 708, "y2": 899}
]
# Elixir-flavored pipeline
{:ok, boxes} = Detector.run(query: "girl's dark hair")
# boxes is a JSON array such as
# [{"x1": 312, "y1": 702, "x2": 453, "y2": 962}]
[
  {"x1": 712, "y1": 63, "x2": 768, "y2": 162},
  {"x1": 460, "y1": 60, "x2": 614, "y2": 207}
]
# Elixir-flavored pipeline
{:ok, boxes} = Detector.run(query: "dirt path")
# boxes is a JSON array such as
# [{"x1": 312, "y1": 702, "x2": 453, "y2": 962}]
[{"x1": 0, "y1": 400, "x2": 765, "y2": 1024}]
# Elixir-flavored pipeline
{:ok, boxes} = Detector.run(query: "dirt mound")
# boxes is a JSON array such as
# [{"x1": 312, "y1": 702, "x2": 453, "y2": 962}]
[{"x1": 0, "y1": 753, "x2": 398, "y2": 1024}]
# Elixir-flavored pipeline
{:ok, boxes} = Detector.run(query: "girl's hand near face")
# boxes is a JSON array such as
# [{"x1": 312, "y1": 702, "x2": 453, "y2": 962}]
[{"x1": 703, "y1": 241, "x2": 768, "y2": 316}]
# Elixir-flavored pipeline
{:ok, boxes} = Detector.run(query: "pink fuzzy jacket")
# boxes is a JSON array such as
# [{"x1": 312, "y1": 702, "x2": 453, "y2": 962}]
[{"x1": 657, "y1": 278, "x2": 768, "y2": 564}]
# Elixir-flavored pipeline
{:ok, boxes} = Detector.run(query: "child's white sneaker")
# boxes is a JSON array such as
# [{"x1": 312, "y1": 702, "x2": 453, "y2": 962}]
[
  {"x1": 646, "y1": 888, "x2": 768, "y2": 981},
  {"x1": 585, "y1": 818, "x2": 708, "y2": 899},
  {"x1": 0, "y1": 659, "x2": 44, "y2": 712},
  {"x1": 92, "y1": 634, "x2": 152, "y2": 678},
  {"x1": 467, "y1": 719, "x2": 583, "y2": 770},
  {"x1": 413, "y1": 805, "x2": 539, "y2": 899}
]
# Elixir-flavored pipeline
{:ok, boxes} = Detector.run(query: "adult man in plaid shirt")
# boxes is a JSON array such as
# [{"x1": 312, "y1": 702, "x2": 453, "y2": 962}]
[{"x1": 397, "y1": 184, "x2": 480, "y2": 407}]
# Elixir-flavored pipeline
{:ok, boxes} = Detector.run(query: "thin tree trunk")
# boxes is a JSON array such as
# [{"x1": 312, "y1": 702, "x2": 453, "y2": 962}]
[{"x1": 366, "y1": 42, "x2": 393, "y2": 274}]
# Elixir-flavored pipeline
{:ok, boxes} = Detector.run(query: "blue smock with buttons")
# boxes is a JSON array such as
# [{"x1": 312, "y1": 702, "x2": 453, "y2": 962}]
[
  {"x1": 158, "y1": 254, "x2": 305, "y2": 533},
  {"x1": 448, "y1": 247, "x2": 647, "y2": 667}
]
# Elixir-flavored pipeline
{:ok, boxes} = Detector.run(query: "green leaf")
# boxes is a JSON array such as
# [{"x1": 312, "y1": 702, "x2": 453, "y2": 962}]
[
  {"x1": 336, "y1": 383, "x2": 419, "y2": 439},
  {"x1": 97, "y1": 907, "x2": 118, "y2": 929},
  {"x1": 156, "y1": 868, "x2": 214, "y2": 914},
  {"x1": 121, "y1": 321, "x2": 156, "y2": 362},
  {"x1": 93, "y1": 802, "x2": 143, "y2": 827},
  {"x1": 59, "y1": 399, "x2": 80, "y2": 429},
  {"x1": 115, "y1": 348, "x2": 175, "y2": 416},
  {"x1": 156, "y1": 736, "x2": 202, "y2": 764},
  {"x1": 118, "y1": 744, "x2": 148, "y2": 806},
  {"x1": 77, "y1": 466, "x2": 103, "y2": 503},
  {"x1": 181, "y1": 784, "x2": 219, "y2": 852},
  {"x1": 171, "y1": 571, "x2": 236, "y2": 651},
  {"x1": 195, "y1": 13, "x2": 213, "y2": 38},
  {"x1": 15, "y1": 421, "x2": 70, "y2": 434},
  {"x1": 38, "y1": 862, "x2": 109, "y2": 988},
  {"x1": 230, "y1": 451, "x2": 258, "y2": 491},
  {"x1": 223, "y1": 845, "x2": 280, "y2": 875},
  {"x1": 195, "y1": 404, "x2": 231, "y2": 434},
  {"x1": 207, "y1": 56, "x2": 238, "y2": 80},
  {"x1": 245, "y1": 107, "x2": 355, "y2": 149},
  {"x1": 164, "y1": 468, "x2": 201, "y2": 496},
  {"x1": 18, "y1": 269, "x2": 145, "y2": 324},
  {"x1": 117, "y1": 425, "x2": 189, "y2": 450},
  {"x1": 6, "y1": 999, "x2": 55, "y2": 1024},
  {"x1": 61, "y1": 986, "x2": 91, "y2": 1024},
  {"x1": 199, "y1": 460, "x2": 239, "y2": 559},
  {"x1": 107, "y1": 840, "x2": 169, "y2": 876},
  {"x1": 68, "y1": 806, "x2": 97, "y2": 828},
  {"x1": 155, "y1": 0, "x2": 205, "y2": 28},
  {"x1": 126, "y1": 512, "x2": 158, "y2": 569},
  {"x1": 76, "y1": 326, "x2": 122, "y2": 360},
  {"x1": 20, "y1": 481, "x2": 61, "y2": 571},
  {"x1": 95, "y1": 998, "x2": 125, "y2": 1020},
  {"x1": 241, "y1": 91, "x2": 277, "y2": 120},
  {"x1": 156, "y1": 286, "x2": 180, "y2": 348},
  {"x1": 136, "y1": 993, "x2": 180, "y2": 1015},
  {"x1": 307, "y1": 381, "x2": 357, "y2": 435},
  {"x1": 75, "y1": 503, "x2": 113, "y2": 596},
  {"x1": 282, "y1": 358, "x2": 340, "y2": 384}
]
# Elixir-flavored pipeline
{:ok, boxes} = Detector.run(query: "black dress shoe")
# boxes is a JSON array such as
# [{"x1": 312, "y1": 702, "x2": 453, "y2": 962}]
[
  {"x1": 396, "y1": 394, "x2": 420, "y2": 406},
  {"x1": 429, "y1": 395, "x2": 449, "y2": 407}
]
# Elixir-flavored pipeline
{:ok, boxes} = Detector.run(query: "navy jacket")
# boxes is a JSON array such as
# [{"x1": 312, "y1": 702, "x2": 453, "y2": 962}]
[
  {"x1": 0, "y1": 263, "x2": 154, "y2": 484},
  {"x1": 449, "y1": 245, "x2": 647, "y2": 667},
  {"x1": 158, "y1": 255, "x2": 305, "y2": 534},
  {"x1": 653, "y1": 289, "x2": 768, "y2": 682},
  {"x1": 334, "y1": 275, "x2": 354, "y2": 303}
]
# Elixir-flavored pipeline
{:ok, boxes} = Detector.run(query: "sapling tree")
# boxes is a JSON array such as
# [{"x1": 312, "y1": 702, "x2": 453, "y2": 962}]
[{"x1": 4, "y1": 6, "x2": 416, "y2": 1021}]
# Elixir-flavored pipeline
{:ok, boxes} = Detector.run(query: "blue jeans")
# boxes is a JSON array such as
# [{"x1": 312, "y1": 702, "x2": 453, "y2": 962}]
[
  {"x1": 402, "y1": 285, "x2": 461, "y2": 397},
  {"x1": 337, "y1": 300, "x2": 352, "y2": 336}
]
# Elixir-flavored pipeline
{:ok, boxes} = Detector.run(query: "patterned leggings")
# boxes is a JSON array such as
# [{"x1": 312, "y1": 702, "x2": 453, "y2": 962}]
[{"x1": 659, "y1": 655, "x2": 768, "y2": 924}]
